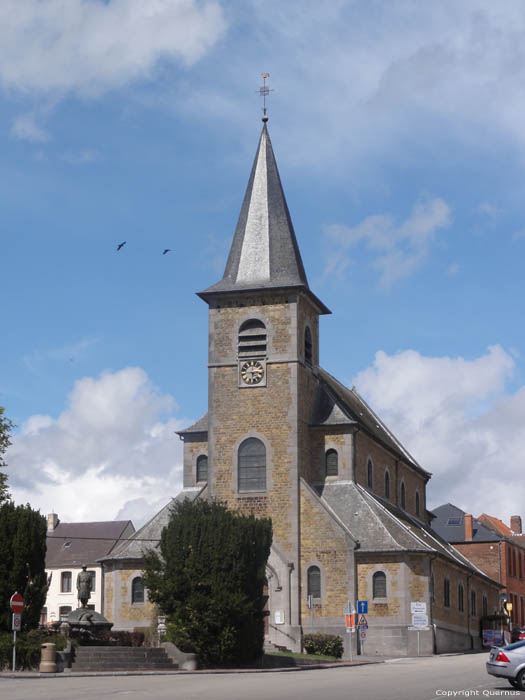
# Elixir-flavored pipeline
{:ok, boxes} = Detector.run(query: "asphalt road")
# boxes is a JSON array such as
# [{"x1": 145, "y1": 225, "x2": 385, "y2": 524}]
[{"x1": 0, "y1": 653, "x2": 521, "y2": 700}]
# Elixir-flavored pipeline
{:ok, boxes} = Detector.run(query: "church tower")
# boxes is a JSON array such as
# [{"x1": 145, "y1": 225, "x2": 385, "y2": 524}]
[{"x1": 197, "y1": 116, "x2": 330, "y2": 642}]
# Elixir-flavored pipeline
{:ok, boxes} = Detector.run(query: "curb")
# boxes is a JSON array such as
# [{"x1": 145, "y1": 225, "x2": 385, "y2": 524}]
[{"x1": 0, "y1": 660, "x2": 381, "y2": 679}]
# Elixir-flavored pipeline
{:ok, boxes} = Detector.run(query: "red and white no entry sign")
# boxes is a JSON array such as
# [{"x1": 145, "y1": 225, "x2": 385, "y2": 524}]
[{"x1": 10, "y1": 592, "x2": 24, "y2": 613}]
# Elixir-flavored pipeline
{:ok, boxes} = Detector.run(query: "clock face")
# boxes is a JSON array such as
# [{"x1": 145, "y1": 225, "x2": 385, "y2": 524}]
[{"x1": 241, "y1": 360, "x2": 264, "y2": 385}]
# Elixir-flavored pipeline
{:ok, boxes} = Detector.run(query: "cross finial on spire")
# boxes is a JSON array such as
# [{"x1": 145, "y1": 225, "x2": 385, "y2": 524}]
[{"x1": 258, "y1": 72, "x2": 273, "y2": 122}]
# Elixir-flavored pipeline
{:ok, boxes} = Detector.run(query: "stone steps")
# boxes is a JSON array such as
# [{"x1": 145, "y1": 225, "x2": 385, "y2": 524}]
[{"x1": 71, "y1": 646, "x2": 177, "y2": 672}]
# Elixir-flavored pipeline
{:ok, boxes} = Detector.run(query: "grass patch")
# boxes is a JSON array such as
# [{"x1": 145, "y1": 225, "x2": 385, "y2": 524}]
[{"x1": 265, "y1": 651, "x2": 339, "y2": 662}]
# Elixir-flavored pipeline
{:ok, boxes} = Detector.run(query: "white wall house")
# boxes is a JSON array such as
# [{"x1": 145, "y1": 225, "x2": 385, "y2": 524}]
[{"x1": 43, "y1": 513, "x2": 135, "y2": 625}]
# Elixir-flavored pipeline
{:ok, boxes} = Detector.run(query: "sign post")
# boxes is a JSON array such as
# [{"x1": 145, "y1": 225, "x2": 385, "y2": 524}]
[
  {"x1": 410, "y1": 602, "x2": 428, "y2": 657},
  {"x1": 10, "y1": 592, "x2": 24, "y2": 672},
  {"x1": 344, "y1": 601, "x2": 355, "y2": 661}
]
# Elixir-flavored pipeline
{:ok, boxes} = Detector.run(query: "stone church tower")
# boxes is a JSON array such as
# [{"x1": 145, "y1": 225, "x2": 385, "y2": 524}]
[
  {"x1": 194, "y1": 116, "x2": 333, "y2": 648},
  {"x1": 103, "y1": 115, "x2": 501, "y2": 656}
]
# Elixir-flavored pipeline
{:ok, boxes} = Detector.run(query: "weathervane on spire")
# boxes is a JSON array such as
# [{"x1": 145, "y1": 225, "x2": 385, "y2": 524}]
[{"x1": 258, "y1": 73, "x2": 273, "y2": 122}]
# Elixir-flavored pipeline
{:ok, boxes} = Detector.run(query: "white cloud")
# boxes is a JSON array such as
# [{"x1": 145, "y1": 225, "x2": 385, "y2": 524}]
[
  {"x1": 6, "y1": 367, "x2": 187, "y2": 524},
  {"x1": 163, "y1": 1, "x2": 525, "y2": 166},
  {"x1": 325, "y1": 197, "x2": 451, "y2": 289},
  {"x1": 352, "y1": 345, "x2": 525, "y2": 524},
  {"x1": 446, "y1": 263, "x2": 460, "y2": 276},
  {"x1": 10, "y1": 113, "x2": 50, "y2": 142},
  {"x1": 0, "y1": 0, "x2": 226, "y2": 97}
]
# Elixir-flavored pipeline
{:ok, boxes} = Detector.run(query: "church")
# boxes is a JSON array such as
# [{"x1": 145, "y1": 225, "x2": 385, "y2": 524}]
[{"x1": 102, "y1": 114, "x2": 500, "y2": 656}]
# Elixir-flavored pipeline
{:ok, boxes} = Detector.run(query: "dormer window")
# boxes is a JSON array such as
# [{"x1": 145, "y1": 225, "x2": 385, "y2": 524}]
[
  {"x1": 305, "y1": 327, "x2": 313, "y2": 366},
  {"x1": 238, "y1": 319, "x2": 267, "y2": 358}
]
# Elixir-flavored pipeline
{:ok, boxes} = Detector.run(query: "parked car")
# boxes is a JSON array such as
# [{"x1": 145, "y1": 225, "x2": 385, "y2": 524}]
[
  {"x1": 511, "y1": 627, "x2": 525, "y2": 643},
  {"x1": 486, "y1": 640, "x2": 525, "y2": 690}
]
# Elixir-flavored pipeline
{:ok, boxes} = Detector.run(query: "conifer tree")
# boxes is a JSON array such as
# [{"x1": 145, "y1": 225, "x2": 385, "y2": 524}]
[
  {"x1": 0, "y1": 502, "x2": 48, "y2": 632},
  {"x1": 0, "y1": 407, "x2": 14, "y2": 503},
  {"x1": 143, "y1": 499, "x2": 272, "y2": 667}
]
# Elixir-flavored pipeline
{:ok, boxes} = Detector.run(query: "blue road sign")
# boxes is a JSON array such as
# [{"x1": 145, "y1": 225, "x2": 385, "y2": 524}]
[{"x1": 357, "y1": 600, "x2": 368, "y2": 614}]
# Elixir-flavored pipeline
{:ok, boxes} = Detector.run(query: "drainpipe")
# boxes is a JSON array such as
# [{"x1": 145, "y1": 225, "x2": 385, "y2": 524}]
[
  {"x1": 429, "y1": 554, "x2": 437, "y2": 654},
  {"x1": 466, "y1": 572, "x2": 473, "y2": 650},
  {"x1": 288, "y1": 562, "x2": 294, "y2": 629}
]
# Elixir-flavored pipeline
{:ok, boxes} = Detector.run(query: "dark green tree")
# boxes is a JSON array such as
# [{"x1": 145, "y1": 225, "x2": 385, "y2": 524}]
[
  {"x1": 143, "y1": 499, "x2": 272, "y2": 667},
  {"x1": 0, "y1": 502, "x2": 48, "y2": 632},
  {"x1": 0, "y1": 407, "x2": 14, "y2": 503}
]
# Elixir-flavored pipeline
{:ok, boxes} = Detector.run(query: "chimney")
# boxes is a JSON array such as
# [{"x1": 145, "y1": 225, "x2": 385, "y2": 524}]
[
  {"x1": 510, "y1": 515, "x2": 522, "y2": 534},
  {"x1": 464, "y1": 514, "x2": 473, "y2": 541},
  {"x1": 47, "y1": 512, "x2": 59, "y2": 532}
]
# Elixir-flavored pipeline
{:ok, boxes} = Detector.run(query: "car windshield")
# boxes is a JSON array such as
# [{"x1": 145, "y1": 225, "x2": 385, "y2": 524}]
[{"x1": 503, "y1": 641, "x2": 525, "y2": 651}]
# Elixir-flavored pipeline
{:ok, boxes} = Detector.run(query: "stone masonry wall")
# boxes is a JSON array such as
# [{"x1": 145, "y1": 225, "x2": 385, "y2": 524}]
[
  {"x1": 355, "y1": 431, "x2": 427, "y2": 519},
  {"x1": 300, "y1": 480, "x2": 353, "y2": 620}
]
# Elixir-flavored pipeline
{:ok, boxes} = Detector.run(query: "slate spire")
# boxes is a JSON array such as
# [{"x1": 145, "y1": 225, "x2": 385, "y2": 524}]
[{"x1": 198, "y1": 119, "x2": 330, "y2": 314}]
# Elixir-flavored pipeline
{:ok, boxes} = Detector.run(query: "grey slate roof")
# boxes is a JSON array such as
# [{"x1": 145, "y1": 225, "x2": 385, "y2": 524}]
[
  {"x1": 317, "y1": 368, "x2": 430, "y2": 478},
  {"x1": 177, "y1": 412, "x2": 208, "y2": 436},
  {"x1": 317, "y1": 482, "x2": 496, "y2": 581},
  {"x1": 431, "y1": 503, "x2": 501, "y2": 543},
  {"x1": 46, "y1": 520, "x2": 134, "y2": 568},
  {"x1": 198, "y1": 121, "x2": 330, "y2": 315},
  {"x1": 100, "y1": 487, "x2": 204, "y2": 562}
]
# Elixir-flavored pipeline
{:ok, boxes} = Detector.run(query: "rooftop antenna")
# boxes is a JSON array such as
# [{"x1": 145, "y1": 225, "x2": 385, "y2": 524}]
[{"x1": 258, "y1": 72, "x2": 273, "y2": 122}]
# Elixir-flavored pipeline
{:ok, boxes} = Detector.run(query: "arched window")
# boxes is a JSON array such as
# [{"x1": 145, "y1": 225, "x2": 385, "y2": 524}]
[
  {"x1": 444, "y1": 578, "x2": 450, "y2": 607},
  {"x1": 400, "y1": 481, "x2": 406, "y2": 510},
  {"x1": 458, "y1": 583, "x2": 464, "y2": 612},
  {"x1": 482, "y1": 594, "x2": 488, "y2": 617},
  {"x1": 238, "y1": 438, "x2": 266, "y2": 491},
  {"x1": 367, "y1": 459, "x2": 373, "y2": 489},
  {"x1": 373, "y1": 571, "x2": 387, "y2": 598},
  {"x1": 196, "y1": 455, "x2": 208, "y2": 483},
  {"x1": 415, "y1": 491, "x2": 420, "y2": 516},
  {"x1": 238, "y1": 319, "x2": 267, "y2": 357},
  {"x1": 304, "y1": 327, "x2": 313, "y2": 366},
  {"x1": 307, "y1": 565, "x2": 321, "y2": 599},
  {"x1": 132, "y1": 577, "x2": 145, "y2": 604},
  {"x1": 384, "y1": 470, "x2": 390, "y2": 499},
  {"x1": 325, "y1": 449, "x2": 338, "y2": 477}
]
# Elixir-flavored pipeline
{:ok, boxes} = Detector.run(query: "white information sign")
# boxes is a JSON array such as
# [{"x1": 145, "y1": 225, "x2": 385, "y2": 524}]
[
  {"x1": 12, "y1": 613, "x2": 21, "y2": 632},
  {"x1": 274, "y1": 610, "x2": 284, "y2": 625},
  {"x1": 411, "y1": 602, "x2": 427, "y2": 614},
  {"x1": 412, "y1": 613, "x2": 428, "y2": 628}
]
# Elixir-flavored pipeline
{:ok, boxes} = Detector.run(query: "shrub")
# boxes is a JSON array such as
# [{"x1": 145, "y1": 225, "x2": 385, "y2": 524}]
[
  {"x1": 82, "y1": 629, "x2": 144, "y2": 647},
  {"x1": 143, "y1": 499, "x2": 272, "y2": 667},
  {"x1": 0, "y1": 631, "x2": 69, "y2": 670},
  {"x1": 303, "y1": 633, "x2": 344, "y2": 659}
]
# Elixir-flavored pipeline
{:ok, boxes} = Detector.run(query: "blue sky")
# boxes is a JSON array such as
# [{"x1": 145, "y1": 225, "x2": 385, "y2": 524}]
[{"x1": 2, "y1": 0, "x2": 525, "y2": 528}]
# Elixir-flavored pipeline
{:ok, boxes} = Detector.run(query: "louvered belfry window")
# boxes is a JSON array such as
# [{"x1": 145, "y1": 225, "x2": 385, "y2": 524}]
[
  {"x1": 238, "y1": 438, "x2": 266, "y2": 491},
  {"x1": 238, "y1": 319, "x2": 267, "y2": 357}
]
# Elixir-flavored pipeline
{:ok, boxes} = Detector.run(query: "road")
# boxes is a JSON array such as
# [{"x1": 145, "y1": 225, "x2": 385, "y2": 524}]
[{"x1": 0, "y1": 653, "x2": 521, "y2": 700}]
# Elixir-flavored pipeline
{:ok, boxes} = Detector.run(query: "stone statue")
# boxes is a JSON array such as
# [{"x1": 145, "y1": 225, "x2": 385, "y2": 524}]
[{"x1": 77, "y1": 565, "x2": 92, "y2": 608}]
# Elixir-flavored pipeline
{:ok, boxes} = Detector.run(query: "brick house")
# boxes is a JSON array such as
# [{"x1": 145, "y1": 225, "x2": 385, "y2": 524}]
[
  {"x1": 433, "y1": 504, "x2": 525, "y2": 629},
  {"x1": 102, "y1": 116, "x2": 500, "y2": 655}
]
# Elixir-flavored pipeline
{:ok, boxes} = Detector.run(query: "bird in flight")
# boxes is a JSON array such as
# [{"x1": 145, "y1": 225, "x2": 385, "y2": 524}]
[
  {"x1": 117, "y1": 241, "x2": 127, "y2": 251},
  {"x1": 162, "y1": 249, "x2": 171, "y2": 255}
]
